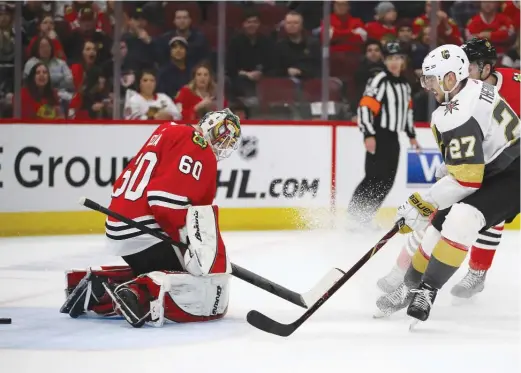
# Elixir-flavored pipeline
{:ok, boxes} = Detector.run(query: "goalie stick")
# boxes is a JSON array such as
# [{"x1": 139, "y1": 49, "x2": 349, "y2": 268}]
[
  {"x1": 246, "y1": 221, "x2": 402, "y2": 337},
  {"x1": 80, "y1": 197, "x2": 343, "y2": 309}
]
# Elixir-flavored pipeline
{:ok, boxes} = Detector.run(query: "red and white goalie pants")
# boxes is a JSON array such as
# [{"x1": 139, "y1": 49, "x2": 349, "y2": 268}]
[{"x1": 64, "y1": 265, "x2": 230, "y2": 325}]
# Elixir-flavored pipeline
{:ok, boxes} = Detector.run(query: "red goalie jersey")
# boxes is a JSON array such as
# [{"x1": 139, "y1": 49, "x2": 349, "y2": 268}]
[
  {"x1": 106, "y1": 122, "x2": 219, "y2": 258},
  {"x1": 495, "y1": 67, "x2": 520, "y2": 117}
]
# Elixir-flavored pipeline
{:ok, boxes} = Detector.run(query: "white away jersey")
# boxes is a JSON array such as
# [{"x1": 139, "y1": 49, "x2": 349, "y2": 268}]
[
  {"x1": 124, "y1": 91, "x2": 181, "y2": 120},
  {"x1": 429, "y1": 79, "x2": 520, "y2": 209}
]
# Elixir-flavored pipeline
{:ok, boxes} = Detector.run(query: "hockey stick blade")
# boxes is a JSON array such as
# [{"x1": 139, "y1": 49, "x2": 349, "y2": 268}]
[
  {"x1": 247, "y1": 310, "x2": 296, "y2": 337},
  {"x1": 246, "y1": 222, "x2": 401, "y2": 337}
]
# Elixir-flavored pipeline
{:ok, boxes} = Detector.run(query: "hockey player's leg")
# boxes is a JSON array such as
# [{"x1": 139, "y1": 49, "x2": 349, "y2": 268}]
[
  {"x1": 377, "y1": 229, "x2": 425, "y2": 293},
  {"x1": 375, "y1": 225, "x2": 439, "y2": 317},
  {"x1": 407, "y1": 203, "x2": 486, "y2": 321},
  {"x1": 451, "y1": 222, "x2": 504, "y2": 298}
]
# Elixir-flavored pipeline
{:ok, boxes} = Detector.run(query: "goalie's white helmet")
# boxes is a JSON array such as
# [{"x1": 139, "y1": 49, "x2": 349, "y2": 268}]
[
  {"x1": 197, "y1": 108, "x2": 242, "y2": 161},
  {"x1": 421, "y1": 44, "x2": 469, "y2": 103}
]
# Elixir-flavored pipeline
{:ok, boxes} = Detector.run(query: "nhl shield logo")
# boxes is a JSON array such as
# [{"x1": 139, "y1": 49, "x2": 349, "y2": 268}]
[
  {"x1": 239, "y1": 136, "x2": 258, "y2": 160},
  {"x1": 441, "y1": 50, "x2": 450, "y2": 59}
]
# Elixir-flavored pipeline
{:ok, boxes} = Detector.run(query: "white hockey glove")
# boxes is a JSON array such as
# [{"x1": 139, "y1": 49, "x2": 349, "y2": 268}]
[
  {"x1": 435, "y1": 162, "x2": 448, "y2": 181},
  {"x1": 396, "y1": 192, "x2": 438, "y2": 234},
  {"x1": 184, "y1": 205, "x2": 231, "y2": 276}
]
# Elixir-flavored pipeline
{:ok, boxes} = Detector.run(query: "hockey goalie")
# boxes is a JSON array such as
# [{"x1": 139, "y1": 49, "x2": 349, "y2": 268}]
[{"x1": 59, "y1": 109, "x2": 242, "y2": 328}]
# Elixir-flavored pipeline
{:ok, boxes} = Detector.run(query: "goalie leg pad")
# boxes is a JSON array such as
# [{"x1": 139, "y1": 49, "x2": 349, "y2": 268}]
[
  {"x1": 136, "y1": 271, "x2": 230, "y2": 325},
  {"x1": 184, "y1": 205, "x2": 231, "y2": 276}
]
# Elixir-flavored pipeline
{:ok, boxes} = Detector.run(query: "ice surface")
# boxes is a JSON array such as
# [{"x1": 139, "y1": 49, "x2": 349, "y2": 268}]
[{"x1": 0, "y1": 230, "x2": 519, "y2": 373}]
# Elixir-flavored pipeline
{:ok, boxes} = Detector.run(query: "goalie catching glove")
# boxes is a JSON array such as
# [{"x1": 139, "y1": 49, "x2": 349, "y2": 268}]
[{"x1": 396, "y1": 192, "x2": 438, "y2": 234}]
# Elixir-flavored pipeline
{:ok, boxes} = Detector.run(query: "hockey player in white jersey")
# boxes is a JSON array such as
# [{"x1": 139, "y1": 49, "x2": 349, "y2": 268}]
[{"x1": 375, "y1": 44, "x2": 520, "y2": 322}]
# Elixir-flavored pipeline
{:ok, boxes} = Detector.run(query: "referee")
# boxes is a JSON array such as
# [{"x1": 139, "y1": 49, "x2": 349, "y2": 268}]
[{"x1": 347, "y1": 41, "x2": 420, "y2": 228}]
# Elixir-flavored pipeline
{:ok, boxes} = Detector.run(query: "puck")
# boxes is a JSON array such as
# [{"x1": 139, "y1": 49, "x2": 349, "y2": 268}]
[{"x1": 0, "y1": 318, "x2": 12, "y2": 324}]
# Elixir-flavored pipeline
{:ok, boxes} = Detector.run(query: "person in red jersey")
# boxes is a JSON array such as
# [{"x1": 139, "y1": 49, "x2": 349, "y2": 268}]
[
  {"x1": 20, "y1": 63, "x2": 64, "y2": 120},
  {"x1": 465, "y1": 1, "x2": 515, "y2": 56},
  {"x1": 412, "y1": 1, "x2": 462, "y2": 44},
  {"x1": 60, "y1": 109, "x2": 242, "y2": 328},
  {"x1": 321, "y1": 0, "x2": 367, "y2": 53},
  {"x1": 501, "y1": 0, "x2": 520, "y2": 34},
  {"x1": 376, "y1": 38, "x2": 520, "y2": 300},
  {"x1": 175, "y1": 62, "x2": 228, "y2": 121},
  {"x1": 365, "y1": 2, "x2": 397, "y2": 44}
]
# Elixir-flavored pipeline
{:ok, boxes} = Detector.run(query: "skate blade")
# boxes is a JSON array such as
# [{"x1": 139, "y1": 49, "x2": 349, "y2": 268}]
[
  {"x1": 408, "y1": 318, "x2": 420, "y2": 331},
  {"x1": 373, "y1": 309, "x2": 389, "y2": 319}
]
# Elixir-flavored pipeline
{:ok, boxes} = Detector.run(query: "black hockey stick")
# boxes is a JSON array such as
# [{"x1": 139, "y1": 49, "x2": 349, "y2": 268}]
[
  {"x1": 246, "y1": 221, "x2": 402, "y2": 337},
  {"x1": 80, "y1": 197, "x2": 340, "y2": 309}
]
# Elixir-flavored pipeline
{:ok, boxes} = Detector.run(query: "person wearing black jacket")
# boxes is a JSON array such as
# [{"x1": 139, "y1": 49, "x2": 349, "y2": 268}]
[
  {"x1": 227, "y1": 9, "x2": 273, "y2": 99},
  {"x1": 354, "y1": 39, "x2": 385, "y2": 107},
  {"x1": 348, "y1": 41, "x2": 420, "y2": 228},
  {"x1": 274, "y1": 11, "x2": 320, "y2": 79}
]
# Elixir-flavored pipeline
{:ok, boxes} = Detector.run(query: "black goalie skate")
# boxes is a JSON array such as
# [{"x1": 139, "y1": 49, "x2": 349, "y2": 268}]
[
  {"x1": 450, "y1": 268, "x2": 486, "y2": 299},
  {"x1": 374, "y1": 282, "x2": 414, "y2": 318},
  {"x1": 407, "y1": 282, "x2": 438, "y2": 322}
]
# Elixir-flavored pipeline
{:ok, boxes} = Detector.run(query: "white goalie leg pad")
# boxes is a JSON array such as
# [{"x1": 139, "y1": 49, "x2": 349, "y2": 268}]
[
  {"x1": 184, "y1": 205, "x2": 230, "y2": 276},
  {"x1": 441, "y1": 203, "x2": 486, "y2": 248},
  {"x1": 145, "y1": 271, "x2": 230, "y2": 324},
  {"x1": 419, "y1": 225, "x2": 442, "y2": 257}
]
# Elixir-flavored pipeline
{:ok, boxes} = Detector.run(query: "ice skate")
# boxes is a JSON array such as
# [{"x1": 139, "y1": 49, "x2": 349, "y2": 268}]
[
  {"x1": 374, "y1": 282, "x2": 413, "y2": 318},
  {"x1": 407, "y1": 282, "x2": 438, "y2": 322},
  {"x1": 450, "y1": 268, "x2": 486, "y2": 299},
  {"x1": 376, "y1": 264, "x2": 406, "y2": 293}
]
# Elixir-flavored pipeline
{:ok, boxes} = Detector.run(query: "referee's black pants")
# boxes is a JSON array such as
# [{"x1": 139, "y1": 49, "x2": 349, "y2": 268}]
[{"x1": 348, "y1": 128, "x2": 400, "y2": 223}]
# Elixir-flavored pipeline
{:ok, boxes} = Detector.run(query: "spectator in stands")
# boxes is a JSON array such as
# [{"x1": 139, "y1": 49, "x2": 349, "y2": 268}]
[
  {"x1": 26, "y1": 14, "x2": 66, "y2": 60},
  {"x1": 63, "y1": 1, "x2": 108, "y2": 34},
  {"x1": 502, "y1": 1, "x2": 520, "y2": 35},
  {"x1": 124, "y1": 69, "x2": 180, "y2": 120},
  {"x1": 412, "y1": 1, "x2": 462, "y2": 45},
  {"x1": 354, "y1": 40, "x2": 384, "y2": 105},
  {"x1": 22, "y1": 1, "x2": 54, "y2": 40},
  {"x1": 121, "y1": 7, "x2": 156, "y2": 72},
  {"x1": 70, "y1": 40, "x2": 98, "y2": 91},
  {"x1": 450, "y1": 1, "x2": 480, "y2": 35},
  {"x1": 275, "y1": 11, "x2": 320, "y2": 79},
  {"x1": 21, "y1": 62, "x2": 63, "y2": 119},
  {"x1": 411, "y1": 26, "x2": 430, "y2": 77},
  {"x1": 0, "y1": 2, "x2": 15, "y2": 117},
  {"x1": 466, "y1": 1, "x2": 515, "y2": 56},
  {"x1": 102, "y1": 40, "x2": 136, "y2": 100},
  {"x1": 502, "y1": 34, "x2": 520, "y2": 69},
  {"x1": 157, "y1": 36, "x2": 192, "y2": 99},
  {"x1": 24, "y1": 36, "x2": 74, "y2": 102},
  {"x1": 156, "y1": 8, "x2": 209, "y2": 66},
  {"x1": 366, "y1": 2, "x2": 397, "y2": 44},
  {"x1": 323, "y1": 0, "x2": 366, "y2": 54},
  {"x1": 175, "y1": 62, "x2": 227, "y2": 121},
  {"x1": 396, "y1": 19, "x2": 413, "y2": 49},
  {"x1": 69, "y1": 67, "x2": 112, "y2": 119},
  {"x1": 64, "y1": 6, "x2": 112, "y2": 64},
  {"x1": 227, "y1": 9, "x2": 273, "y2": 100}
]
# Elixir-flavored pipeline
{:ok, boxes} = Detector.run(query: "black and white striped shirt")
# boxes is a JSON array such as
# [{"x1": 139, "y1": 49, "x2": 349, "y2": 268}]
[{"x1": 357, "y1": 70, "x2": 416, "y2": 138}]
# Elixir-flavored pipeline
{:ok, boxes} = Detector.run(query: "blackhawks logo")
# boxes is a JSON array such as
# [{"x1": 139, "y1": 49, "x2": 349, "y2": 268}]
[
  {"x1": 513, "y1": 73, "x2": 520, "y2": 83},
  {"x1": 192, "y1": 131, "x2": 208, "y2": 149}
]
